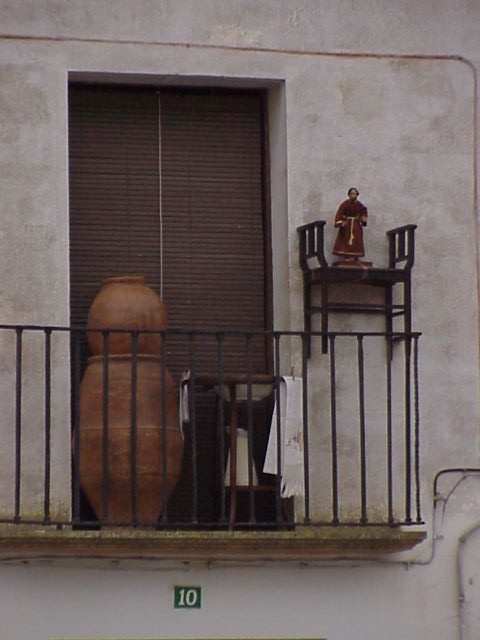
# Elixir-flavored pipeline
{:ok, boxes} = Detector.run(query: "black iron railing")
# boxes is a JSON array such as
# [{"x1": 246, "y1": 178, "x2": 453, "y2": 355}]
[{"x1": 0, "y1": 325, "x2": 421, "y2": 529}]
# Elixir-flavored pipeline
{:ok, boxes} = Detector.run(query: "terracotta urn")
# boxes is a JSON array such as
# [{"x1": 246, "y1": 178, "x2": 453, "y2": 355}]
[
  {"x1": 87, "y1": 275, "x2": 167, "y2": 356},
  {"x1": 77, "y1": 275, "x2": 183, "y2": 526},
  {"x1": 78, "y1": 354, "x2": 183, "y2": 525}
]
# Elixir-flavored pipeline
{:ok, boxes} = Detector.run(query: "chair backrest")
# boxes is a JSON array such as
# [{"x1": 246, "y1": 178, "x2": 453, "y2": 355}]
[
  {"x1": 386, "y1": 224, "x2": 417, "y2": 270},
  {"x1": 298, "y1": 220, "x2": 417, "y2": 272},
  {"x1": 297, "y1": 220, "x2": 328, "y2": 273}
]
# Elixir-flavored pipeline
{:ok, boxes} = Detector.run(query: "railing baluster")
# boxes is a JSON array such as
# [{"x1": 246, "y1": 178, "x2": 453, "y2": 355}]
[
  {"x1": 14, "y1": 327, "x2": 23, "y2": 523},
  {"x1": 329, "y1": 335, "x2": 339, "y2": 525},
  {"x1": 44, "y1": 328, "x2": 52, "y2": 524},
  {"x1": 72, "y1": 329, "x2": 81, "y2": 526},
  {"x1": 274, "y1": 333, "x2": 283, "y2": 524},
  {"x1": 386, "y1": 331, "x2": 394, "y2": 525},
  {"x1": 246, "y1": 333, "x2": 255, "y2": 524},
  {"x1": 414, "y1": 335, "x2": 422, "y2": 522},
  {"x1": 102, "y1": 330, "x2": 110, "y2": 524},
  {"x1": 160, "y1": 330, "x2": 168, "y2": 525},
  {"x1": 302, "y1": 332, "x2": 310, "y2": 524},
  {"x1": 405, "y1": 335, "x2": 412, "y2": 523},
  {"x1": 217, "y1": 333, "x2": 226, "y2": 525},
  {"x1": 357, "y1": 336, "x2": 368, "y2": 524},
  {"x1": 189, "y1": 332, "x2": 198, "y2": 524},
  {"x1": 130, "y1": 331, "x2": 138, "y2": 526}
]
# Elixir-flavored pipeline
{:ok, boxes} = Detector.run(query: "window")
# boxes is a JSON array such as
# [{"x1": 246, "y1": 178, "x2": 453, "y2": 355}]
[{"x1": 68, "y1": 84, "x2": 273, "y2": 524}]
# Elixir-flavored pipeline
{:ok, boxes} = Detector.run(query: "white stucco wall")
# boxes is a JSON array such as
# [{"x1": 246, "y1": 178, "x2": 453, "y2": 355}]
[
  {"x1": 0, "y1": 1, "x2": 479, "y2": 638},
  {"x1": 1, "y1": 473, "x2": 480, "y2": 640}
]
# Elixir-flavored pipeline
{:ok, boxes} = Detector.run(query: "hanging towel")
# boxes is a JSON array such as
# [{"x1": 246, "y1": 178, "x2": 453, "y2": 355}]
[{"x1": 263, "y1": 376, "x2": 304, "y2": 498}]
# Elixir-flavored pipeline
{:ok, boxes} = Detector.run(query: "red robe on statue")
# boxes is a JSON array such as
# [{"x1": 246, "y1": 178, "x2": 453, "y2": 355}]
[{"x1": 332, "y1": 199, "x2": 368, "y2": 258}]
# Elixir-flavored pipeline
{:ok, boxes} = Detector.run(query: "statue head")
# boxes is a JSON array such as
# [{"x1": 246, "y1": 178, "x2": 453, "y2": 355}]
[{"x1": 348, "y1": 187, "x2": 359, "y2": 200}]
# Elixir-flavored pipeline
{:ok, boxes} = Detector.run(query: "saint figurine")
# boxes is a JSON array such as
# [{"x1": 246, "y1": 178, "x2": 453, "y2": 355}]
[{"x1": 332, "y1": 187, "x2": 368, "y2": 261}]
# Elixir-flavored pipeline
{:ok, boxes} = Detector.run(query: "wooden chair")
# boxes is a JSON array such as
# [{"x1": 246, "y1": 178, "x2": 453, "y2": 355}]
[{"x1": 297, "y1": 220, "x2": 417, "y2": 355}]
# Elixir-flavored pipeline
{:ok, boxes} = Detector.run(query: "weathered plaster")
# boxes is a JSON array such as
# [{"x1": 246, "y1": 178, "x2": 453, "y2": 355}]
[
  {"x1": 0, "y1": 1, "x2": 479, "y2": 638},
  {"x1": 0, "y1": 22, "x2": 476, "y2": 535}
]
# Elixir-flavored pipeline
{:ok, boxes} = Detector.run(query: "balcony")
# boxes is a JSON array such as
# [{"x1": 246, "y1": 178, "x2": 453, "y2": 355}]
[{"x1": 0, "y1": 325, "x2": 425, "y2": 561}]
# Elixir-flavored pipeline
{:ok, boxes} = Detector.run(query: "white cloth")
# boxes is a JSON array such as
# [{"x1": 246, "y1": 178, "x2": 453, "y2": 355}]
[{"x1": 263, "y1": 376, "x2": 304, "y2": 498}]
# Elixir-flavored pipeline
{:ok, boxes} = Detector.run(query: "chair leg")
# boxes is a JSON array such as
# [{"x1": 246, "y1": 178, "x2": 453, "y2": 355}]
[
  {"x1": 321, "y1": 278, "x2": 329, "y2": 354},
  {"x1": 404, "y1": 275, "x2": 412, "y2": 357},
  {"x1": 304, "y1": 277, "x2": 312, "y2": 358},
  {"x1": 385, "y1": 285, "x2": 393, "y2": 361}
]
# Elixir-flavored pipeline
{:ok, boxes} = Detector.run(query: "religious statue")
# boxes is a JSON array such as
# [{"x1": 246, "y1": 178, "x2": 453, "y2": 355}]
[{"x1": 332, "y1": 187, "x2": 370, "y2": 265}]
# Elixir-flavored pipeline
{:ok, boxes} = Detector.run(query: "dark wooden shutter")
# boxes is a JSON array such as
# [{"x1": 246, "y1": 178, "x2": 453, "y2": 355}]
[
  {"x1": 69, "y1": 86, "x2": 269, "y2": 372},
  {"x1": 69, "y1": 86, "x2": 161, "y2": 329},
  {"x1": 160, "y1": 91, "x2": 268, "y2": 373},
  {"x1": 69, "y1": 85, "x2": 272, "y2": 523}
]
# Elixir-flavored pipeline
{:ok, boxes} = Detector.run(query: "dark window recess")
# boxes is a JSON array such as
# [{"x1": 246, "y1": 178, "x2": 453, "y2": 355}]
[{"x1": 68, "y1": 85, "x2": 273, "y2": 525}]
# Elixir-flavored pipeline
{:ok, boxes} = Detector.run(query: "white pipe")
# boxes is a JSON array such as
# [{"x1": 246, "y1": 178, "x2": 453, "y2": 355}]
[{"x1": 457, "y1": 520, "x2": 480, "y2": 640}]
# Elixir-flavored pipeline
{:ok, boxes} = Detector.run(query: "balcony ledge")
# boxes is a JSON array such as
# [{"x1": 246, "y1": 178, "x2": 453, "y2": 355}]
[{"x1": 0, "y1": 525, "x2": 426, "y2": 563}]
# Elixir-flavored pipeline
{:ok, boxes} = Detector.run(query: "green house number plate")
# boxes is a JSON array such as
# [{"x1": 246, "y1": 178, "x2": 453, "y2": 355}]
[{"x1": 174, "y1": 585, "x2": 201, "y2": 609}]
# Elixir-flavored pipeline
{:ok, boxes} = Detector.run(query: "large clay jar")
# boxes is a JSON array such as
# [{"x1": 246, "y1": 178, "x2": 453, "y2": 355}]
[
  {"x1": 78, "y1": 354, "x2": 183, "y2": 525},
  {"x1": 87, "y1": 276, "x2": 167, "y2": 356}
]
